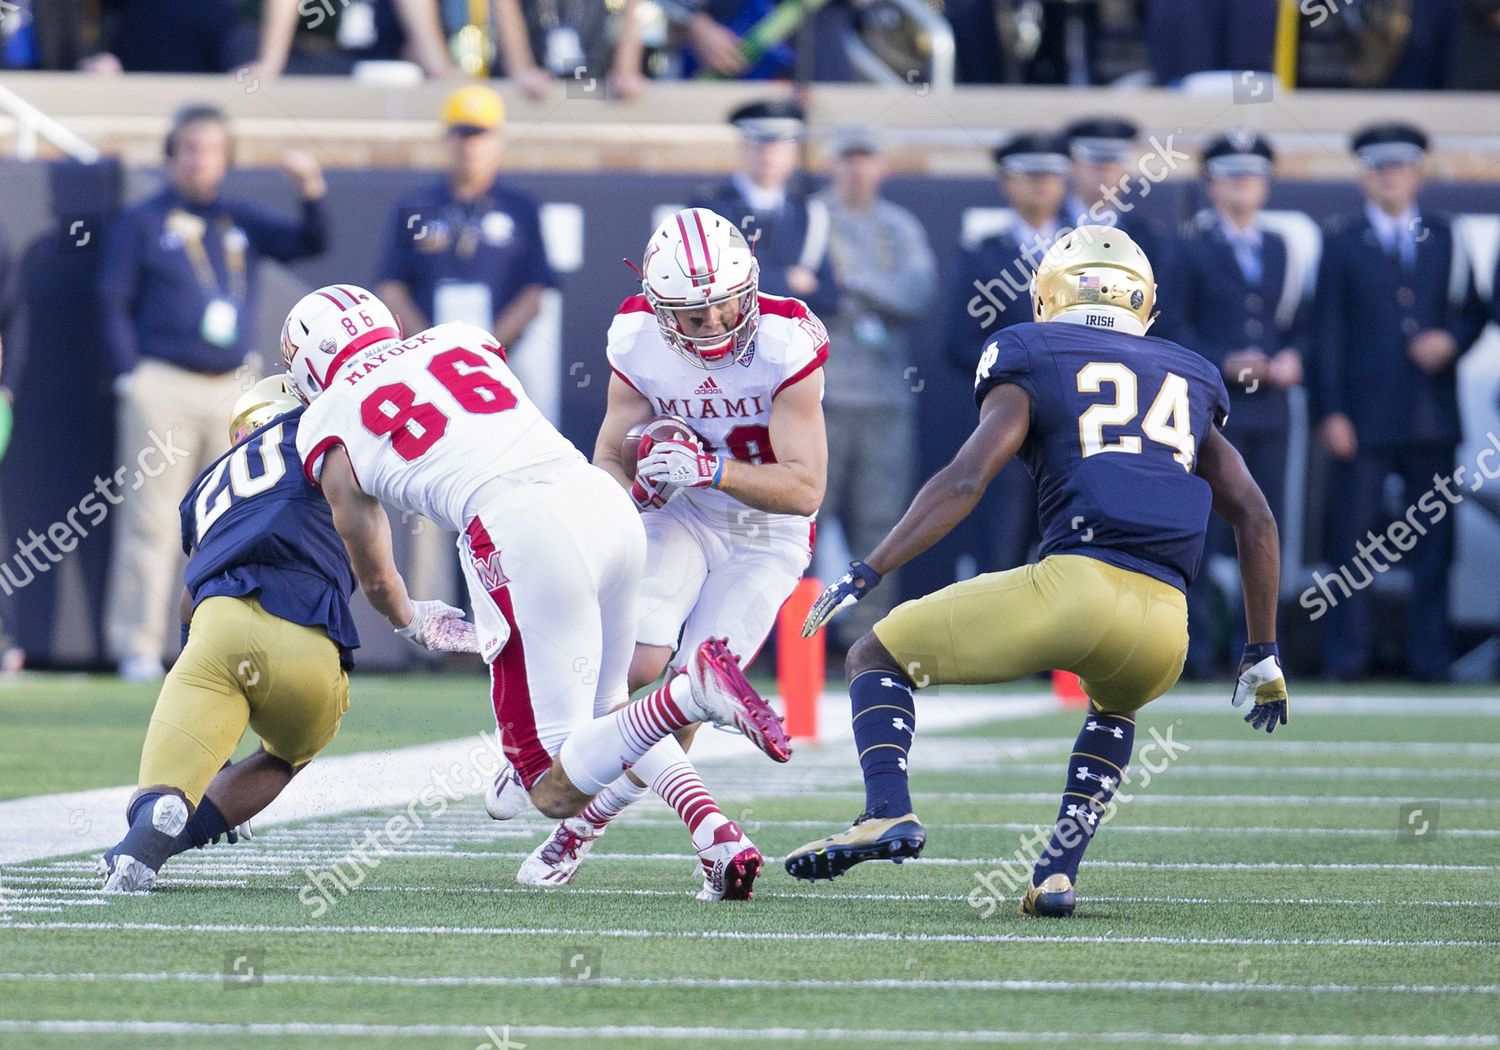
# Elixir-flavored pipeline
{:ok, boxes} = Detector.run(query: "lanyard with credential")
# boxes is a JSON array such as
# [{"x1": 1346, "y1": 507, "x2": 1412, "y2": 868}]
[{"x1": 174, "y1": 210, "x2": 248, "y2": 303}]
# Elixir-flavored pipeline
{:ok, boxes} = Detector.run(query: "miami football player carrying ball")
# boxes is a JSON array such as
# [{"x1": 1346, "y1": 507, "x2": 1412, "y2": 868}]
[{"x1": 510, "y1": 207, "x2": 828, "y2": 900}]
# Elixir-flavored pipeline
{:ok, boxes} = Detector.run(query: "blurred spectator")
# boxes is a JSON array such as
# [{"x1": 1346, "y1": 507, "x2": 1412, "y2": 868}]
[
  {"x1": 494, "y1": 0, "x2": 646, "y2": 101},
  {"x1": 1380, "y1": 0, "x2": 1456, "y2": 90},
  {"x1": 0, "y1": 0, "x2": 87, "y2": 70},
  {"x1": 943, "y1": 132, "x2": 1069, "y2": 572},
  {"x1": 0, "y1": 221, "x2": 20, "y2": 673},
  {"x1": 946, "y1": 132, "x2": 1070, "y2": 372},
  {"x1": 1062, "y1": 116, "x2": 1177, "y2": 337},
  {"x1": 1143, "y1": 0, "x2": 1276, "y2": 84},
  {"x1": 813, "y1": 129, "x2": 936, "y2": 644},
  {"x1": 97, "y1": 0, "x2": 256, "y2": 73},
  {"x1": 1309, "y1": 122, "x2": 1488, "y2": 682},
  {"x1": 245, "y1": 0, "x2": 454, "y2": 79},
  {"x1": 1448, "y1": 0, "x2": 1500, "y2": 90},
  {"x1": 375, "y1": 84, "x2": 555, "y2": 619},
  {"x1": 99, "y1": 104, "x2": 327, "y2": 681},
  {"x1": 662, "y1": 0, "x2": 853, "y2": 80},
  {"x1": 1178, "y1": 131, "x2": 1306, "y2": 676},
  {"x1": 692, "y1": 99, "x2": 839, "y2": 320}
]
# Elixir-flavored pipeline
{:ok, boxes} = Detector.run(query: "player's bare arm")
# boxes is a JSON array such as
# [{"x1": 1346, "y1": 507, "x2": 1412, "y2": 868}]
[
  {"x1": 319, "y1": 446, "x2": 416, "y2": 629},
  {"x1": 594, "y1": 373, "x2": 658, "y2": 488},
  {"x1": 867, "y1": 383, "x2": 1030, "y2": 576},
  {"x1": 715, "y1": 369, "x2": 828, "y2": 517},
  {"x1": 1197, "y1": 428, "x2": 1279, "y2": 644}
]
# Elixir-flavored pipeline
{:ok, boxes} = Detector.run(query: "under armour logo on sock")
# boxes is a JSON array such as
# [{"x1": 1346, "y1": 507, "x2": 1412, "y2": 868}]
[
  {"x1": 1065, "y1": 802, "x2": 1100, "y2": 828},
  {"x1": 879, "y1": 676, "x2": 913, "y2": 694},
  {"x1": 892, "y1": 717, "x2": 912, "y2": 733},
  {"x1": 897, "y1": 757, "x2": 907, "y2": 771},
  {"x1": 1074, "y1": 766, "x2": 1117, "y2": 791},
  {"x1": 1084, "y1": 720, "x2": 1125, "y2": 739}
]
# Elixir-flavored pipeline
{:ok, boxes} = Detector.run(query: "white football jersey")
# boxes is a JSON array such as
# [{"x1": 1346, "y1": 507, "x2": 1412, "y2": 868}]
[
  {"x1": 606, "y1": 293, "x2": 829, "y2": 527},
  {"x1": 297, "y1": 321, "x2": 583, "y2": 531}
]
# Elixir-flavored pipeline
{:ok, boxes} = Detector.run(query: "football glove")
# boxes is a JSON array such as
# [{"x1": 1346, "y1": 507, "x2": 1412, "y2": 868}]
[
  {"x1": 1230, "y1": 641, "x2": 1289, "y2": 733},
  {"x1": 397, "y1": 599, "x2": 479, "y2": 653},
  {"x1": 638, "y1": 439, "x2": 724, "y2": 498},
  {"x1": 801, "y1": 561, "x2": 882, "y2": 637}
]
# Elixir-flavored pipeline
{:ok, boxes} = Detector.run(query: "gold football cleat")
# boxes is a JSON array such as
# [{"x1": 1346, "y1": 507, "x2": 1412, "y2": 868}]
[
  {"x1": 783, "y1": 812, "x2": 925, "y2": 881},
  {"x1": 1019, "y1": 873, "x2": 1077, "y2": 917}
]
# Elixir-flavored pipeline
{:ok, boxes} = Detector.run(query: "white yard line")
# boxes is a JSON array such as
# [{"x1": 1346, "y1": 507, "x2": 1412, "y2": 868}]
[
  {"x1": 0, "y1": 919, "x2": 1492, "y2": 948},
  {"x1": 1, "y1": 971, "x2": 1494, "y2": 995},
  {"x1": 0, "y1": 1020, "x2": 1493, "y2": 1046},
  {"x1": 0, "y1": 694, "x2": 1040, "y2": 866}
]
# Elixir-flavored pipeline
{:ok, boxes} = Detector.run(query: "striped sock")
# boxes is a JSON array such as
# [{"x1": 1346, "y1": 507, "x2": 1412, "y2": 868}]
[
  {"x1": 1032, "y1": 710, "x2": 1135, "y2": 886},
  {"x1": 650, "y1": 760, "x2": 729, "y2": 852},
  {"x1": 850, "y1": 669, "x2": 918, "y2": 818},
  {"x1": 577, "y1": 776, "x2": 649, "y2": 831},
  {"x1": 557, "y1": 677, "x2": 696, "y2": 795}
]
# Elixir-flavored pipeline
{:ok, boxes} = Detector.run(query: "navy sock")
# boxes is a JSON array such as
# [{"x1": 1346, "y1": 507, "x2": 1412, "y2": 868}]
[
  {"x1": 850, "y1": 668, "x2": 918, "y2": 818},
  {"x1": 1032, "y1": 710, "x2": 1135, "y2": 886},
  {"x1": 168, "y1": 796, "x2": 231, "y2": 857},
  {"x1": 110, "y1": 792, "x2": 187, "y2": 872}
]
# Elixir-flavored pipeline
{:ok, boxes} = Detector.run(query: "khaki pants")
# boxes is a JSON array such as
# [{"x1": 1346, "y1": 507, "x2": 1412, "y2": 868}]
[
  {"x1": 140, "y1": 595, "x2": 349, "y2": 805},
  {"x1": 105, "y1": 359, "x2": 244, "y2": 664},
  {"x1": 821, "y1": 401, "x2": 915, "y2": 642},
  {"x1": 874, "y1": 554, "x2": 1188, "y2": 713}
]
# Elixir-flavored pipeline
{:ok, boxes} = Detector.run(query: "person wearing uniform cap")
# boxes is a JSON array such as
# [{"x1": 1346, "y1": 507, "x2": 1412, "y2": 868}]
[
  {"x1": 691, "y1": 99, "x2": 839, "y2": 322},
  {"x1": 1310, "y1": 122, "x2": 1489, "y2": 682},
  {"x1": 1061, "y1": 116, "x2": 1177, "y2": 339},
  {"x1": 1178, "y1": 130, "x2": 1306, "y2": 676},
  {"x1": 375, "y1": 84, "x2": 557, "y2": 624},
  {"x1": 812, "y1": 130, "x2": 937, "y2": 645},
  {"x1": 943, "y1": 132, "x2": 1071, "y2": 575},
  {"x1": 98, "y1": 104, "x2": 327, "y2": 683}
]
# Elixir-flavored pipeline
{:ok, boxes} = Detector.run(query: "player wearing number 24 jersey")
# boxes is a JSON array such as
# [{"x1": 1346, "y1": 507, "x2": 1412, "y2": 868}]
[
  {"x1": 786, "y1": 227, "x2": 1289, "y2": 918},
  {"x1": 286, "y1": 283, "x2": 791, "y2": 838}
]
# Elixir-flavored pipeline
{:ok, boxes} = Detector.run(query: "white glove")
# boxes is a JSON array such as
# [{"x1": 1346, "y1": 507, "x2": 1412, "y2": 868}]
[
  {"x1": 396, "y1": 599, "x2": 479, "y2": 653},
  {"x1": 638, "y1": 439, "x2": 724, "y2": 501}
]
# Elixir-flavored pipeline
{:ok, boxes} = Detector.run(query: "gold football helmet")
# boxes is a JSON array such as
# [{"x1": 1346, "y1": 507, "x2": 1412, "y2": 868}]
[
  {"x1": 229, "y1": 374, "x2": 300, "y2": 444},
  {"x1": 1031, "y1": 225, "x2": 1157, "y2": 331}
]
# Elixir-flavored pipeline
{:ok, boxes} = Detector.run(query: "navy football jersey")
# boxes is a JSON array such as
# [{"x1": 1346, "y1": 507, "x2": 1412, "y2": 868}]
[
  {"x1": 974, "y1": 320, "x2": 1231, "y2": 591},
  {"x1": 179, "y1": 407, "x2": 360, "y2": 665}
]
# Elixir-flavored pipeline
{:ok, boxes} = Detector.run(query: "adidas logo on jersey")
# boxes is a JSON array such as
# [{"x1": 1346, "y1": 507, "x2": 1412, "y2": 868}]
[{"x1": 694, "y1": 376, "x2": 723, "y2": 396}]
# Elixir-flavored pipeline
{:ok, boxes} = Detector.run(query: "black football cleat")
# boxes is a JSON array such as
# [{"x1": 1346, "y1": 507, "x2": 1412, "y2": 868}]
[
  {"x1": 783, "y1": 811, "x2": 925, "y2": 881},
  {"x1": 1018, "y1": 873, "x2": 1076, "y2": 917}
]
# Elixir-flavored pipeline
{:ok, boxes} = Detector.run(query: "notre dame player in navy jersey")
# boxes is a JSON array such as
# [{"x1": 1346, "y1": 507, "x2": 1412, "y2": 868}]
[
  {"x1": 787, "y1": 227, "x2": 1289, "y2": 917},
  {"x1": 100, "y1": 377, "x2": 364, "y2": 892}
]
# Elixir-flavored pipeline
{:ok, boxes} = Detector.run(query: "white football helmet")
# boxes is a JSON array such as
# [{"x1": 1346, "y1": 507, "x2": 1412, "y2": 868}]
[
  {"x1": 641, "y1": 207, "x2": 759, "y2": 369},
  {"x1": 280, "y1": 284, "x2": 401, "y2": 402}
]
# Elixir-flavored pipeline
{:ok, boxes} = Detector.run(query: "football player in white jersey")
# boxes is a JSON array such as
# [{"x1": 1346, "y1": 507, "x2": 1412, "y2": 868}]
[
  {"x1": 515, "y1": 208, "x2": 828, "y2": 899},
  {"x1": 284, "y1": 284, "x2": 792, "y2": 830}
]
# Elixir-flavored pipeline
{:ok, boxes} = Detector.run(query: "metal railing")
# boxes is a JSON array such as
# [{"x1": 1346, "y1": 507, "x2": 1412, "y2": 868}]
[{"x1": 0, "y1": 82, "x2": 99, "y2": 163}]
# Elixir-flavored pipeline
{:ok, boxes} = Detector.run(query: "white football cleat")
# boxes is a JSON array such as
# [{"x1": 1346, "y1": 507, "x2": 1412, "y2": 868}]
[
  {"x1": 485, "y1": 758, "x2": 529, "y2": 820},
  {"x1": 695, "y1": 820, "x2": 763, "y2": 901},
  {"x1": 516, "y1": 818, "x2": 602, "y2": 887}
]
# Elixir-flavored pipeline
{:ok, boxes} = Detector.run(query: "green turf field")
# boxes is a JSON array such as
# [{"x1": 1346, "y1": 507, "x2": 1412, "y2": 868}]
[{"x1": 2, "y1": 674, "x2": 1498, "y2": 1048}]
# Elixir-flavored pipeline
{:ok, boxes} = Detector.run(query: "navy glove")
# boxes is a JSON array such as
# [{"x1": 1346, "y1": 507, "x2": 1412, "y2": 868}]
[
  {"x1": 1230, "y1": 642, "x2": 1289, "y2": 734},
  {"x1": 801, "y1": 561, "x2": 882, "y2": 637}
]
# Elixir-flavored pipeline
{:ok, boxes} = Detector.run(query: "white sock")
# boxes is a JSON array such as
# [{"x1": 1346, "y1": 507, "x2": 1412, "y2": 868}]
[{"x1": 557, "y1": 677, "x2": 697, "y2": 795}]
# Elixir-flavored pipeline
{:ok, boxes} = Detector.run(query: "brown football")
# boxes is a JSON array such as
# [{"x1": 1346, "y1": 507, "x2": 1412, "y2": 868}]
[{"x1": 621, "y1": 415, "x2": 702, "y2": 474}]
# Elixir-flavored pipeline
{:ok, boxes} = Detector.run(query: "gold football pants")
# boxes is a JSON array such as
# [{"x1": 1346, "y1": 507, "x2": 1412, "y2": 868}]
[
  {"x1": 873, "y1": 554, "x2": 1188, "y2": 712},
  {"x1": 138, "y1": 595, "x2": 349, "y2": 806}
]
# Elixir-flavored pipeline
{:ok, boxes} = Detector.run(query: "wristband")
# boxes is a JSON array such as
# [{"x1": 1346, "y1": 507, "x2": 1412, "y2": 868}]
[{"x1": 709, "y1": 455, "x2": 725, "y2": 489}]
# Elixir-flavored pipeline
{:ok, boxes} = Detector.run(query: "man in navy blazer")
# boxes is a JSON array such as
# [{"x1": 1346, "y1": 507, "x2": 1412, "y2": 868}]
[
  {"x1": 1309, "y1": 122, "x2": 1489, "y2": 682},
  {"x1": 1177, "y1": 131, "x2": 1307, "y2": 676}
]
